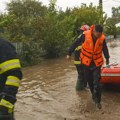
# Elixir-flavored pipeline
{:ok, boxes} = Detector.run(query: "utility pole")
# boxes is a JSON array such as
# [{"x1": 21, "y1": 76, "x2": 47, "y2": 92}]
[
  {"x1": 99, "y1": 0, "x2": 103, "y2": 24},
  {"x1": 99, "y1": 0, "x2": 103, "y2": 12}
]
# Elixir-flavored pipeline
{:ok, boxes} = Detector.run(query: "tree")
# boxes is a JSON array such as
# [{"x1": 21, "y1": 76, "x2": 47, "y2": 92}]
[
  {"x1": 0, "y1": 0, "x2": 48, "y2": 65},
  {"x1": 0, "y1": 0, "x2": 109, "y2": 65},
  {"x1": 71, "y1": 3, "x2": 107, "y2": 35},
  {"x1": 105, "y1": 18, "x2": 117, "y2": 38},
  {"x1": 41, "y1": 0, "x2": 74, "y2": 58},
  {"x1": 105, "y1": 6, "x2": 120, "y2": 38},
  {"x1": 112, "y1": 6, "x2": 120, "y2": 23}
]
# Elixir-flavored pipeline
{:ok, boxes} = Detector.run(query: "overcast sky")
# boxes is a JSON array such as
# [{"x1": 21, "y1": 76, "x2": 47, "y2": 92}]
[{"x1": 0, "y1": 0, "x2": 120, "y2": 17}]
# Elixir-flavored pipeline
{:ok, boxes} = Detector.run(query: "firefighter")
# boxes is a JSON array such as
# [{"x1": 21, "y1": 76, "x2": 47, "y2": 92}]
[
  {"x1": 0, "y1": 38, "x2": 22, "y2": 119},
  {"x1": 66, "y1": 25, "x2": 90, "y2": 91},
  {"x1": 80, "y1": 25, "x2": 110, "y2": 109}
]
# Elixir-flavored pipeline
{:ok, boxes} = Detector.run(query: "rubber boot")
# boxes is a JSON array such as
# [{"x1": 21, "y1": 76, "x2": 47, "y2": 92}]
[
  {"x1": 96, "y1": 103, "x2": 102, "y2": 109},
  {"x1": 76, "y1": 77, "x2": 84, "y2": 91},
  {"x1": 92, "y1": 94, "x2": 102, "y2": 109}
]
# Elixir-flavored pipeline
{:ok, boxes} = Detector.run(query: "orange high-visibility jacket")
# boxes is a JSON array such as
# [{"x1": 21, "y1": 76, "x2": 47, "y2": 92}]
[{"x1": 80, "y1": 27, "x2": 105, "y2": 67}]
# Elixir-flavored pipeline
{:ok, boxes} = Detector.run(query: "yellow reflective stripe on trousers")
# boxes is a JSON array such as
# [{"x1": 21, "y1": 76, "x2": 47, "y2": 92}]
[
  {"x1": 0, "y1": 99, "x2": 14, "y2": 109},
  {"x1": 6, "y1": 76, "x2": 21, "y2": 87},
  {"x1": 75, "y1": 45, "x2": 82, "y2": 51},
  {"x1": 0, "y1": 59, "x2": 21, "y2": 74},
  {"x1": 74, "y1": 61, "x2": 81, "y2": 65}
]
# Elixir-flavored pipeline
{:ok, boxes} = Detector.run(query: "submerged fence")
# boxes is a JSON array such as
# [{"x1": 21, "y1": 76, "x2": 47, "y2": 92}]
[
  {"x1": 12, "y1": 42, "x2": 45, "y2": 55},
  {"x1": 13, "y1": 36, "x2": 120, "y2": 54},
  {"x1": 12, "y1": 42, "x2": 45, "y2": 66},
  {"x1": 12, "y1": 42, "x2": 23, "y2": 54}
]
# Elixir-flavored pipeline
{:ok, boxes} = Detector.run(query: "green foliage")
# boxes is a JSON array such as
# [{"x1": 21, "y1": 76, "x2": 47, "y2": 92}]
[
  {"x1": 105, "y1": 18, "x2": 117, "y2": 38},
  {"x1": 105, "y1": 6, "x2": 120, "y2": 38},
  {"x1": 112, "y1": 6, "x2": 120, "y2": 24},
  {"x1": 20, "y1": 42, "x2": 42, "y2": 66},
  {"x1": 71, "y1": 3, "x2": 107, "y2": 34},
  {"x1": 41, "y1": 2, "x2": 74, "y2": 58},
  {"x1": 0, "y1": 0, "x2": 114, "y2": 66}
]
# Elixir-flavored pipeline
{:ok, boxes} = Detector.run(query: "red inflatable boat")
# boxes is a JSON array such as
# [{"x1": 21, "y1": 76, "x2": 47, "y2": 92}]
[{"x1": 101, "y1": 64, "x2": 120, "y2": 84}]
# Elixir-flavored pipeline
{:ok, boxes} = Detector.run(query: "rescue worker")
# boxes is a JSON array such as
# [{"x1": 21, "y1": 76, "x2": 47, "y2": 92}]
[
  {"x1": 0, "y1": 38, "x2": 22, "y2": 120},
  {"x1": 80, "y1": 25, "x2": 110, "y2": 109},
  {"x1": 66, "y1": 25, "x2": 90, "y2": 91}
]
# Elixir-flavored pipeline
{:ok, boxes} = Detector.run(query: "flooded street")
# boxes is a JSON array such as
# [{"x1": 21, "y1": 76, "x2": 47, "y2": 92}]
[{"x1": 15, "y1": 44, "x2": 120, "y2": 120}]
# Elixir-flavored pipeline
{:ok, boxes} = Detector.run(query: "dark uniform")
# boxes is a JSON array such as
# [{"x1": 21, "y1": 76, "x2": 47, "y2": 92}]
[
  {"x1": 0, "y1": 38, "x2": 22, "y2": 120},
  {"x1": 68, "y1": 33, "x2": 86, "y2": 91},
  {"x1": 72, "y1": 34, "x2": 110, "y2": 105},
  {"x1": 83, "y1": 33, "x2": 110, "y2": 105}
]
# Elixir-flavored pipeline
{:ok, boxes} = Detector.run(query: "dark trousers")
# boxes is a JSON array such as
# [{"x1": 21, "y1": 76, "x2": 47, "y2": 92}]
[
  {"x1": 84, "y1": 66, "x2": 101, "y2": 103},
  {"x1": 75, "y1": 64, "x2": 87, "y2": 91},
  {"x1": 0, "y1": 76, "x2": 15, "y2": 120}
]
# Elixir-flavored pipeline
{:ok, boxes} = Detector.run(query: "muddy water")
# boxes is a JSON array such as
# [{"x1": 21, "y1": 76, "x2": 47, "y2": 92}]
[{"x1": 15, "y1": 45, "x2": 120, "y2": 120}]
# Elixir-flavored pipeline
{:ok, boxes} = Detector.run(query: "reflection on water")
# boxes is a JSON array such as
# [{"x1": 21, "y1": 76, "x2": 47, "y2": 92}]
[{"x1": 15, "y1": 45, "x2": 120, "y2": 120}]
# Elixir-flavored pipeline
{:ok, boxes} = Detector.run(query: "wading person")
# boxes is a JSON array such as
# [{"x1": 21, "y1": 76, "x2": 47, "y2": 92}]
[
  {"x1": 80, "y1": 25, "x2": 110, "y2": 109},
  {"x1": 66, "y1": 25, "x2": 90, "y2": 91},
  {"x1": 0, "y1": 38, "x2": 22, "y2": 120}
]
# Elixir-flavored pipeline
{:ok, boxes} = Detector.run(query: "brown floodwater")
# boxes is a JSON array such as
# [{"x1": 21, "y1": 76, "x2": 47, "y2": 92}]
[{"x1": 15, "y1": 42, "x2": 120, "y2": 120}]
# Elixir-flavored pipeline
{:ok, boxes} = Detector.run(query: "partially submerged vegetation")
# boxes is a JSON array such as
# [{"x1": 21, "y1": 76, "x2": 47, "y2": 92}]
[{"x1": 0, "y1": 0, "x2": 119, "y2": 66}]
